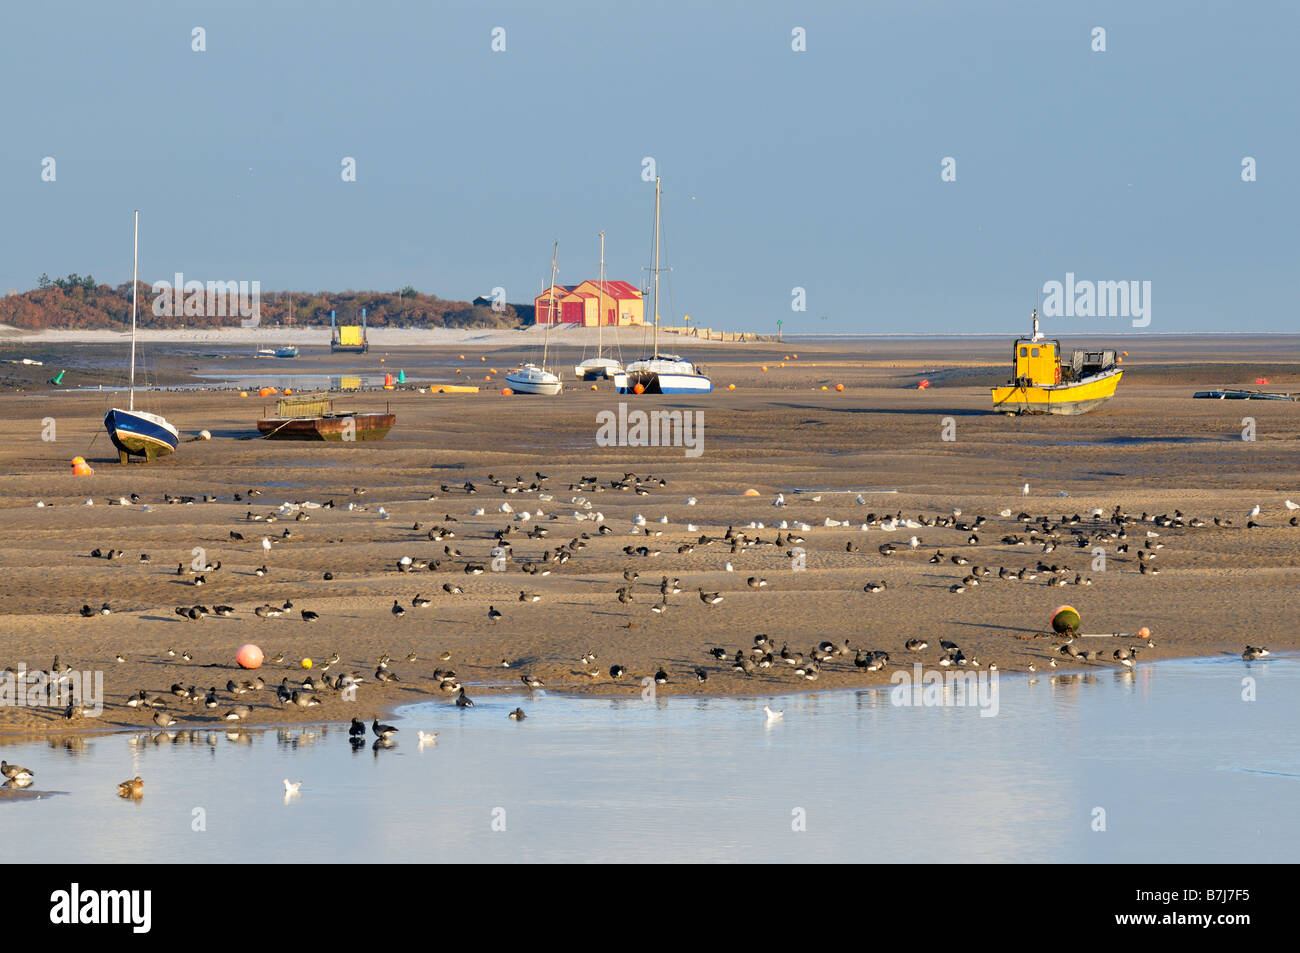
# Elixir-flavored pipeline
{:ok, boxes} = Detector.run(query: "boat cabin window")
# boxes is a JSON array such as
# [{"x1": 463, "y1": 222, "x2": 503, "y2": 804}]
[
  {"x1": 1031, "y1": 348, "x2": 1039, "y2": 357},
  {"x1": 1019, "y1": 347, "x2": 1028, "y2": 357}
]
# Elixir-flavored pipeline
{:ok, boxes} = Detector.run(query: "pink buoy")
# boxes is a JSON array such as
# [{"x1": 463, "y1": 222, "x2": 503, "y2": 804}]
[{"x1": 236, "y1": 644, "x2": 264, "y2": 670}]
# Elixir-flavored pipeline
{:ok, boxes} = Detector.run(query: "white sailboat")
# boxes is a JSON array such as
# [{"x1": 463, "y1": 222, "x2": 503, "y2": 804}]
[
  {"x1": 573, "y1": 231, "x2": 623, "y2": 381},
  {"x1": 507, "y1": 242, "x2": 564, "y2": 396},
  {"x1": 103, "y1": 211, "x2": 180, "y2": 463},
  {"x1": 614, "y1": 177, "x2": 712, "y2": 395}
]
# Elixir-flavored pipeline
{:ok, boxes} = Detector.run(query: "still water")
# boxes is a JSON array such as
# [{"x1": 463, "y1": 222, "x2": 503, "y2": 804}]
[{"x1": 1, "y1": 657, "x2": 1293, "y2": 862}]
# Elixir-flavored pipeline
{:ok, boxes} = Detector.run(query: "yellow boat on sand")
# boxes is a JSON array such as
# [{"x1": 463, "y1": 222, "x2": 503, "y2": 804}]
[
  {"x1": 430, "y1": 384, "x2": 479, "y2": 394},
  {"x1": 991, "y1": 310, "x2": 1123, "y2": 415}
]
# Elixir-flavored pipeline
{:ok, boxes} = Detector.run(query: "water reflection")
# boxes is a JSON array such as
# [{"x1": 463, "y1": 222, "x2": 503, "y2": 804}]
[{"x1": 0, "y1": 656, "x2": 1294, "y2": 862}]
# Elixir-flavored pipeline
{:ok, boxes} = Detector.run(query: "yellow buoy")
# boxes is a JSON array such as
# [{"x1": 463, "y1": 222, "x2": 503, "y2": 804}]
[{"x1": 300, "y1": 658, "x2": 313, "y2": 670}]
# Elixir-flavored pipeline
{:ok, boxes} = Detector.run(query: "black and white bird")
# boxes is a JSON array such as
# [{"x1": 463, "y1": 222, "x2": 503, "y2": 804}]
[{"x1": 1, "y1": 761, "x2": 33, "y2": 782}]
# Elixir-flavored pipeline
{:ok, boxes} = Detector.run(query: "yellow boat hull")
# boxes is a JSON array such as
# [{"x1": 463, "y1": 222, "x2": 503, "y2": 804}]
[
  {"x1": 430, "y1": 384, "x2": 480, "y2": 394},
  {"x1": 992, "y1": 369, "x2": 1123, "y2": 415}
]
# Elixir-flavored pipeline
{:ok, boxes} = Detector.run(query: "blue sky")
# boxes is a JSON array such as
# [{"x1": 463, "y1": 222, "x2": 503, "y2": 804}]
[{"x1": 1, "y1": 0, "x2": 1295, "y2": 333}]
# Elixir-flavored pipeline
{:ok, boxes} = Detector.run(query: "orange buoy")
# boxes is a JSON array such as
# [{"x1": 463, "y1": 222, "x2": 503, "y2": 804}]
[
  {"x1": 742, "y1": 488, "x2": 760, "y2": 496},
  {"x1": 481, "y1": 356, "x2": 487, "y2": 362},
  {"x1": 761, "y1": 366, "x2": 768, "y2": 372},
  {"x1": 590, "y1": 384, "x2": 599, "y2": 391},
  {"x1": 835, "y1": 383, "x2": 845, "y2": 392},
  {"x1": 455, "y1": 368, "x2": 462, "y2": 375},
  {"x1": 485, "y1": 375, "x2": 493, "y2": 381},
  {"x1": 239, "y1": 391, "x2": 248, "y2": 397},
  {"x1": 283, "y1": 387, "x2": 293, "y2": 395},
  {"x1": 1137, "y1": 626, "x2": 1151, "y2": 640},
  {"x1": 501, "y1": 387, "x2": 513, "y2": 396},
  {"x1": 489, "y1": 368, "x2": 498, "y2": 375},
  {"x1": 459, "y1": 354, "x2": 466, "y2": 360},
  {"x1": 259, "y1": 386, "x2": 277, "y2": 397},
  {"x1": 792, "y1": 354, "x2": 798, "y2": 359},
  {"x1": 784, "y1": 355, "x2": 791, "y2": 360},
  {"x1": 70, "y1": 456, "x2": 93, "y2": 476},
  {"x1": 633, "y1": 383, "x2": 645, "y2": 395},
  {"x1": 236, "y1": 644, "x2": 264, "y2": 670},
  {"x1": 727, "y1": 383, "x2": 736, "y2": 390}
]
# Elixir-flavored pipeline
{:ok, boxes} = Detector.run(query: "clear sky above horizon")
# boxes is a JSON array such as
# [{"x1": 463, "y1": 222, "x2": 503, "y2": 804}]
[{"x1": 2, "y1": 0, "x2": 1295, "y2": 334}]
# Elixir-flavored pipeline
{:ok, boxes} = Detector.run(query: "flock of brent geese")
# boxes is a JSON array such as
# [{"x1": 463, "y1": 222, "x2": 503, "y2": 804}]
[{"x1": 8, "y1": 475, "x2": 1287, "y2": 794}]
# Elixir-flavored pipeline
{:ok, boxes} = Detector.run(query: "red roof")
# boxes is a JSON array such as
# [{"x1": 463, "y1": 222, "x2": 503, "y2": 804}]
[
  {"x1": 577, "y1": 280, "x2": 642, "y2": 299},
  {"x1": 539, "y1": 280, "x2": 642, "y2": 300}
]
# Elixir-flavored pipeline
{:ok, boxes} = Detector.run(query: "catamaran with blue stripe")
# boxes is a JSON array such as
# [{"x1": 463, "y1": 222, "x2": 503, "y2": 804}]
[{"x1": 615, "y1": 176, "x2": 712, "y2": 396}]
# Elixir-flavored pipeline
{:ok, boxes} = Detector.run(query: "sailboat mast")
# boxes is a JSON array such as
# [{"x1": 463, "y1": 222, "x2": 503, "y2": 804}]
[
  {"x1": 543, "y1": 241, "x2": 558, "y2": 371},
  {"x1": 652, "y1": 176, "x2": 661, "y2": 359},
  {"x1": 129, "y1": 209, "x2": 139, "y2": 412},
  {"x1": 597, "y1": 231, "x2": 605, "y2": 359}
]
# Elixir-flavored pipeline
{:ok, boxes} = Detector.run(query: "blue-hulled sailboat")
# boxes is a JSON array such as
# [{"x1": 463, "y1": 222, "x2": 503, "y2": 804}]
[{"x1": 104, "y1": 211, "x2": 179, "y2": 463}]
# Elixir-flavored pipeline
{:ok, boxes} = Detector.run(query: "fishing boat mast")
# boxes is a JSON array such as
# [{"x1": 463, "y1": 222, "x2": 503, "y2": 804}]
[{"x1": 129, "y1": 209, "x2": 139, "y2": 411}]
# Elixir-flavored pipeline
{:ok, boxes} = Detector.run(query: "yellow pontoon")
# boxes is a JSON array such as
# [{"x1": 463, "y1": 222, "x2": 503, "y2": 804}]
[{"x1": 991, "y1": 310, "x2": 1122, "y2": 415}]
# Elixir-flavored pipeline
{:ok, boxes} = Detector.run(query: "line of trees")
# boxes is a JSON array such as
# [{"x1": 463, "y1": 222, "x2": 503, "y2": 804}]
[{"x1": 0, "y1": 277, "x2": 521, "y2": 330}]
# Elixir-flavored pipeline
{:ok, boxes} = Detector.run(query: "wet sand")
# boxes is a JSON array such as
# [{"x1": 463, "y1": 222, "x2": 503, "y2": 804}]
[{"x1": 2, "y1": 333, "x2": 1299, "y2": 737}]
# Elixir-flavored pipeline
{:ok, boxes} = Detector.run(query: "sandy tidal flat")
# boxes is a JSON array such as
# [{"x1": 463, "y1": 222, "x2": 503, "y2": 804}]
[{"x1": 2, "y1": 334, "x2": 1299, "y2": 736}]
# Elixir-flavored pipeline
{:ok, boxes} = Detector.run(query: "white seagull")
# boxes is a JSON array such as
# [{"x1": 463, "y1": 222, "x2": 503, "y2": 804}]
[{"x1": 764, "y1": 705, "x2": 784, "y2": 724}]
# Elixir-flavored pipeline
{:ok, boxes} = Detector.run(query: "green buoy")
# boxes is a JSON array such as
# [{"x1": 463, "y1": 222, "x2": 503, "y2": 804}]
[{"x1": 48, "y1": 369, "x2": 66, "y2": 386}]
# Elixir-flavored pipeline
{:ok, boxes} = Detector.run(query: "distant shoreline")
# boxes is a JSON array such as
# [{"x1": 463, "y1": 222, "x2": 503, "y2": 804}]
[{"x1": 3, "y1": 325, "x2": 1298, "y2": 347}]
